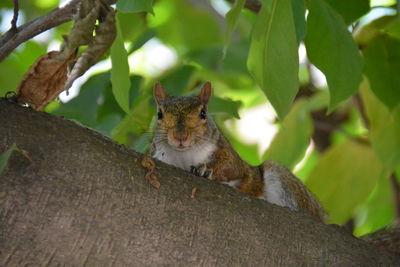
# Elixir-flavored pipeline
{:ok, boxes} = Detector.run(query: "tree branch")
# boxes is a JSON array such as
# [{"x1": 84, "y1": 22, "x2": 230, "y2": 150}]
[
  {"x1": 0, "y1": 98, "x2": 399, "y2": 265},
  {"x1": 0, "y1": 0, "x2": 117, "y2": 62}
]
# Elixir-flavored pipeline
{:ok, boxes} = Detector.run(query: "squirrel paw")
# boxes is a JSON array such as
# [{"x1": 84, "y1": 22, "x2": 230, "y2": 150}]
[{"x1": 190, "y1": 164, "x2": 213, "y2": 179}]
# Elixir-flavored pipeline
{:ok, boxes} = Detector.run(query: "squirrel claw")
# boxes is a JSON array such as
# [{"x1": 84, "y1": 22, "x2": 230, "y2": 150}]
[{"x1": 190, "y1": 164, "x2": 213, "y2": 180}]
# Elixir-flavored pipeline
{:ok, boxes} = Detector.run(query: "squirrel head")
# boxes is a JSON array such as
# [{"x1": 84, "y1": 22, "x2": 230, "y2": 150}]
[{"x1": 153, "y1": 82, "x2": 212, "y2": 151}]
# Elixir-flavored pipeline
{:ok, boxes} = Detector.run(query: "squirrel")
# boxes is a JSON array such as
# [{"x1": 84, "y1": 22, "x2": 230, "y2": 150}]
[{"x1": 150, "y1": 82, "x2": 327, "y2": 222}]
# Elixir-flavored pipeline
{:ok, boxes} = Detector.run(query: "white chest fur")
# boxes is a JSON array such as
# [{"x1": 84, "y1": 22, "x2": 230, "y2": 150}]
[{"x1": 153, "y1": 143, "x2": 217, "y2": 171}]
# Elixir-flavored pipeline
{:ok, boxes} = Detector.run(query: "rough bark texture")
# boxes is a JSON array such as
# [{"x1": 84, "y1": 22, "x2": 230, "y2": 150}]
[{"x1": 0, "y1": 98, "x2": 399, "y2": 266}]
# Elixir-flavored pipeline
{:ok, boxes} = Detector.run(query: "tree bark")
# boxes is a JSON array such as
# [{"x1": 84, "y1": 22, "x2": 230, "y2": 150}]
[{"x1": 0, "y1": 98, "x2": 399, "y2": 266}]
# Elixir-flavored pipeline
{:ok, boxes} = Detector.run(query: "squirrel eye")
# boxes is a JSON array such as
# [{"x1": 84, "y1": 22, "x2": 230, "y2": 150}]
[
  {"x1": 157, "y1": 110, "x2": 163, "y2": 120},
  {"x1": 200, "y1": 109, "x2": 207, "y2": 120}
]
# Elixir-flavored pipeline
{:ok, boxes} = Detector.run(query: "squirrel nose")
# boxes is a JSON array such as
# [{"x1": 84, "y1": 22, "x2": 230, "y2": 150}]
[{"x1": 173, "y1": 131, "x2": 189, "y2": 143}]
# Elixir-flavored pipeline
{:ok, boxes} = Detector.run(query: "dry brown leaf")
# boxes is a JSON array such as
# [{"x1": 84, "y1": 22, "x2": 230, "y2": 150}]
[
  {"x1": 64, "y1": 8, "x2": 116, "y2": 91},
  {"x1": 15, "y1": 0, "x2": 116, "y2": 111},
  {"x1": 16, "y1": 50, "x2": 76, "y2": 110},
  {"x1": 141, "y1": 156, "x2": 160, "y2": 189}
]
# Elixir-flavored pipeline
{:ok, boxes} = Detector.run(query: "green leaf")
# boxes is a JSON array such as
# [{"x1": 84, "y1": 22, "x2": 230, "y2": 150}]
[
  {"x1": 363, "y1": 35, "x2": 400, "y2": 110},
  {"x1": 385, "y1": 19, "x2": 400, "y2": 40},
  {"x1": 223, "y1": 0, "x2": 246, "y2": 58},
  {"x1": 117, "y1": 0, "x2": 154, "y2": 14},
  {"x1": 0, "y1": 41, "x2": 46, "y2": 95},
  {"x1": 110, "y1": 15, "x2": 131, "y2": 113},
  {"x1": 264, "y1": 92, "x2": 328, "y2": 169},
  {"x1": 354, "y1": 174, "x2": 395, "y2": 237},
  {"x1": 264, "y1": 100, "x2": 312, "y2": 169},
  {"x1": 53, "y1": 72, "x2": 109, "y2": 127},
  {"x1": 247, "y1": 0, "x2": 299, "y2": 120},
  {"x1": 148, "y1": 0, "x2": 222, "y2": 51},
  {"x1": 0, "y1": 144, "x2": 16, "y2": 174},
  {"x1": 209, "y1": 96, "x2": 241, "y2": 119},
  {"x1": 158, "y1": 65, "x2": 197, "y2": 96},
  {"x1": 305, "y1": 0, "x2": 363, "y2": 112},
  {"x1": 355, "y1": 15, "x2": 398, "y2": 47},
  {"x1": 324, "y1": 0, "x2": 369, "y2": 25},
  {"x1": 360, "y1": 79, "x2": 400, "y2": 170},
  {"x1": 128, "y1": 29, "x2": 156, "y2": 55},
  {"x1": 118, "y1": 13, "x2": 147, "y2": 43},
  {"x1": 98, "y1": 75, "x2": 143, "y2": 122},
  {"x1": 306, "y1": 140, "x2": 383, "y2": 224},
  {"x1": 291, "y1": 0, "x2": 306, "y2": 44},
  {"x1": 96, "y1": 114, "x2": 122, "y2": 136},
  {"x1": 112, "y1": 95, "x2": 153, "y2": 146}
]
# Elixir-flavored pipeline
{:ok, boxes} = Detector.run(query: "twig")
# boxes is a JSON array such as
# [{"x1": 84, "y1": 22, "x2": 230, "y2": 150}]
[
  {"x1": 0, "y1": 0, "x2": 116, "y2": 62},
  {"x1": 11, "y1": 0, "x2": 19, "y2": 32},
  {"x1": 226, "y1": 0, "x2": 261, "y2": 13},
  {"x1": 313, "y1": 120, "x2": 369, "y2": 146}
]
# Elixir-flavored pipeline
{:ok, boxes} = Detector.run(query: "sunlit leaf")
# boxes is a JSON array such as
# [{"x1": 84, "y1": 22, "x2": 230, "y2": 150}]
[
  {"x1": 223, "y1": 0, "x2": 245, "y2": 58},
  {"x1": 34, "y1": 0, "x2": 58, "y2": 9},
  {"x1": 306, "y1": 140, "x2": 383, "y2": 224},
  {"x1": 148, "y1": 0, "x2": 222, "y2": 51},
  {"x1": 0, "y1": 144, "x2": 16, "y2": 174},
  {"x1": 305, "y1": 0, "x2": 362, "y2": 112},
  {"x1": 363, "y1": 35, "x2": 400, "y2": 110},
  {"x1": 247, "y1": 0, "x2": 299, "y2": 120},
  {"x1": 355, "y1": 15, "x2": 397, "y2": 47},
  {"x1": 294, "y1": 149, "x2": 320, "y2": 182},
  {"x1": 354, "y1": 174, "x2": 395, "y2": 237},
  {"x1": 264, "y1": 100, "x2": 312, "y2": 169},
  {"x1": 264, "y1": 92, "x2": 328, "y2": 169},
  {"x1": 325, "y1": 0, "x2": 369, "y2": 25},
  {"x1": 360, "y1": 79, "x2": 400, "y2": 170},
  {"x1": 117, "y1": 0, "x2": 154, "y2": 14},
  {"x1": 110, "y1": 16, "x2": 131, "y2": 113}
]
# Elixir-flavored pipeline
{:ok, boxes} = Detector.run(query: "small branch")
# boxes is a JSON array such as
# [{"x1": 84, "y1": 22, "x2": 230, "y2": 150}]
[
  {"x1": 0, "y1": 0, "x2": 117, "y2": 62},
  {"x1": 226, "y1": 0, "x2": 261, "y2": 13},
  {"x1": 313, "y1": 120, "x2": 369, "y2": 146},
  {"x1": 390, "y1": 173, "x2": 400, "y2": 220},
  {"x1": 11, "y1": 0, "x2": 19, "y2": 32}
]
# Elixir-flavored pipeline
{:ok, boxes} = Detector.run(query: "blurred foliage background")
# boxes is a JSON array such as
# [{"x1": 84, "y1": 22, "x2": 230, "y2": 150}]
[{"x1": 1, "y1": 0, "x2": 400, "y2": 237}]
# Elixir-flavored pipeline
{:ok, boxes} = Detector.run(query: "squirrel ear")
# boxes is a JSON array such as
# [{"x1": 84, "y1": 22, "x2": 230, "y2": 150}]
[
  {"x1": 199, "y1": 81, "x2": 212, "y2": 105},
  {"x1": 154, "y1": 83, "x2": 168, "y2": 105}
]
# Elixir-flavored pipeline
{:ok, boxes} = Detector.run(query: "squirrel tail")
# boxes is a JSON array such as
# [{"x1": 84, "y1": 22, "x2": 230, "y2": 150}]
[{"x1": 260, "y1": 161, "x2": 327, "y2": 222}]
